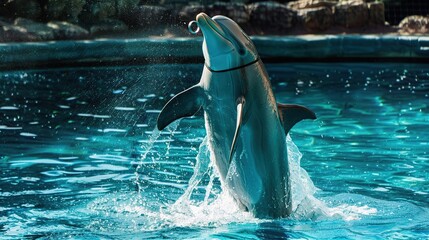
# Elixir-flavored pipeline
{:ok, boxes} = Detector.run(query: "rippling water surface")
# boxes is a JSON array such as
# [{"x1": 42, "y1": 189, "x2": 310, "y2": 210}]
[{"x1": 1, "y1": 63, "x2": 428, "y2": 239}]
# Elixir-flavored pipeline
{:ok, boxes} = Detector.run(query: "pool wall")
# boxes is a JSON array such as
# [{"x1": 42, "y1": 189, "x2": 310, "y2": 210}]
[{"x1": 0, "y1": 35, "x2": 428, "y2": 70}]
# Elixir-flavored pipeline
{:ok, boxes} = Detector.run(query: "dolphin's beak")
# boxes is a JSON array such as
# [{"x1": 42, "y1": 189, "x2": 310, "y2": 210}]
[
  {"x1": 196, "y1": 13, "x2": 234, "y2": 57},
  {"x1": 196, "y1": 13, "x2": 227, "y2": 39}
]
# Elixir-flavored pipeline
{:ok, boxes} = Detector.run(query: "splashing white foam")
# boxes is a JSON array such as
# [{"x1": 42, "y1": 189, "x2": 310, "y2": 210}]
[
  {"x1": 153, "y1": 133, "x2": 334, "y2": 226},
  {"x1": 161, "y1": 191, "x2": 257, "y2": 228},
  {"x1": 163, "y1": 136, "x2": 257, "y2": 227},
  {"x1": 287, "y1": 134, "x2": 330, "y2": 220},
  {"x1": 126, "y1": 124, "x2": 375, "y2": 230},
  {"x1": 329, "y1": 204, "x2": 378, "y2": 221}
]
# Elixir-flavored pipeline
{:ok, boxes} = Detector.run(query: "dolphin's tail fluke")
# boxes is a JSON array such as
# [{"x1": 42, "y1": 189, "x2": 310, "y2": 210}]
[
  {"x1": 157, "y1": 85, "x2": 204, "y2": 131},
  {"x1": 277, "y1": 103, "x2": 317, "y2": 135}
]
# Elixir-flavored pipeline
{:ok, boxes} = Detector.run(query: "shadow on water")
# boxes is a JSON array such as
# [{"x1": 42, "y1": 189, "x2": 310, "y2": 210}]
[{"x1": 255, "y1": 221, "x2": 290, "y2": 240}]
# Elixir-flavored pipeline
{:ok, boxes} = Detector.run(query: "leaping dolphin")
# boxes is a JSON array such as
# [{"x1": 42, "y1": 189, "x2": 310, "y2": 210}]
[{"x1": 157, "y1": 13, "x2": 316, "y2": 218}]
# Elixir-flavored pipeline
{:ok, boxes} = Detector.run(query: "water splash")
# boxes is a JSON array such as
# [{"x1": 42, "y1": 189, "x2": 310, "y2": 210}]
[
  {"x1": 86, "y1": 134, "x2": 256, "y2": 233},
  {"x1": 173, "y1": 136, "x2": 211, "y2": 203},
  {"x1": 157, "y1": 133, "x2": 333, "y2": 225},
  {"x1": 134, "y1": 120, "x2": 181, "y2": 192},
  {"x1": 162, "y1": 136, "x2": 256, "y2": 227},
  {"x1": 129, "y1": 124, "x2": 375, "y2": 230},
  {"x1": 286, "y1": 134, "x2": 377, "y2": 221},
  {"x1": 287, "y1": 134, "x2": 327, "y2": 219},
  {"x1": 160, "y1": 192, "x2": 256, "y2": 228}
]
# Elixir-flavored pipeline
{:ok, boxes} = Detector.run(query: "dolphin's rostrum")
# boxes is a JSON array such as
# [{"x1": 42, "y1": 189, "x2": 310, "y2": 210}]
[{"x1": 157, "y1": 13, "x2": 316, "y2": 218}]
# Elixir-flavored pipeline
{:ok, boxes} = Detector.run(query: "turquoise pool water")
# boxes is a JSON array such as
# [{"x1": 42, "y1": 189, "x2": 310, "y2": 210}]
[{"x1": 0, "y1": 63, "x2": 428, "y2": 239}]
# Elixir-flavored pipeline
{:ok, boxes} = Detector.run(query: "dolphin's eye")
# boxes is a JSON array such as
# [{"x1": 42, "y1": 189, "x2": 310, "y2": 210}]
[{"x1": 238, "y1": 48, "x2": 245, "y2": 55}]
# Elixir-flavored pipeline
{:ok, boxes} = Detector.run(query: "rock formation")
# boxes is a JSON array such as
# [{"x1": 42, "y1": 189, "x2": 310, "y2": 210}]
[
  {"x1": 399, "y1": 16, "x2": 429, "y2": 34},
  {"x1": 0, "y1": 0, "x2": 419, "y2": 43}
]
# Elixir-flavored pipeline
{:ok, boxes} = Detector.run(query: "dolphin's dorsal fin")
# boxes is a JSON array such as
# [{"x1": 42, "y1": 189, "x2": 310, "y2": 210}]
[
  {"x1": 277, "y1": 103, "x2": 316, "y2": 135},
  {"x1": 157, "y1": 85, "x2": 204, "y2": 130},
  {"x1": 229, "y1": 97, "x2": 245, "y2": 164}
]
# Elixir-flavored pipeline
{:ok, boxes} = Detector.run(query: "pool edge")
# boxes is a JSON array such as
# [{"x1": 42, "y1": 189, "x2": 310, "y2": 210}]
[{"x1": 1, "y1": 35, "x2": 428, "y2": 70}]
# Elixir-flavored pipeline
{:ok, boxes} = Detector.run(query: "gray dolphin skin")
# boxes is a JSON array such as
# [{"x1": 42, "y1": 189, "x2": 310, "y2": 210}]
[{"x1": 157, "y1": 13, "x2": 316, "y2": 218}]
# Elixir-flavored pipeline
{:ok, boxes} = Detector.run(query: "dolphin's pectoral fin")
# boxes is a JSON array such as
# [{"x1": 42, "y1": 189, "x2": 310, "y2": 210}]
[
  {"x1": 277, "y1": 103, "x2": 317, "y2": 135},
  {"x1": 157, "y1": 85, "x2": 204, "y2": 131},
  {"x1": 229, "y1": 97, "x2": 245, "y2": 164}
]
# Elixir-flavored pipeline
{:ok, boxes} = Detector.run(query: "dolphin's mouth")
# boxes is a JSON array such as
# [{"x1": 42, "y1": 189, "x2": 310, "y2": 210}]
[{"x1": 196, "y1": 13, "x2": 231, "y2": 45}]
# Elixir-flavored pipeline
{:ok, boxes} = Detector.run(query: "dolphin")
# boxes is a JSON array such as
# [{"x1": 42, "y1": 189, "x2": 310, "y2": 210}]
[{"x1": 157, "y1": 13, "x2": 316, "y2": 218}]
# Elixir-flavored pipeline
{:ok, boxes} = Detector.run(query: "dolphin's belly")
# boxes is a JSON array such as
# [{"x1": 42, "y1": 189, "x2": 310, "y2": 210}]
[
  {"x1": 205, "y1": 100, "x2": 291, "y2": 217},
  {"x1": 200, "y1": 62, "x2": 293, "y2": 217},
  {"x1": 204, "y1": 103, "x2": 236, "y2": 181},
  {"x1": 235, "y1": 113, "x2": 290, "y2": 216},
  {"x1": 204, "y1": 109, "x2": 265, "y2": 212}
]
